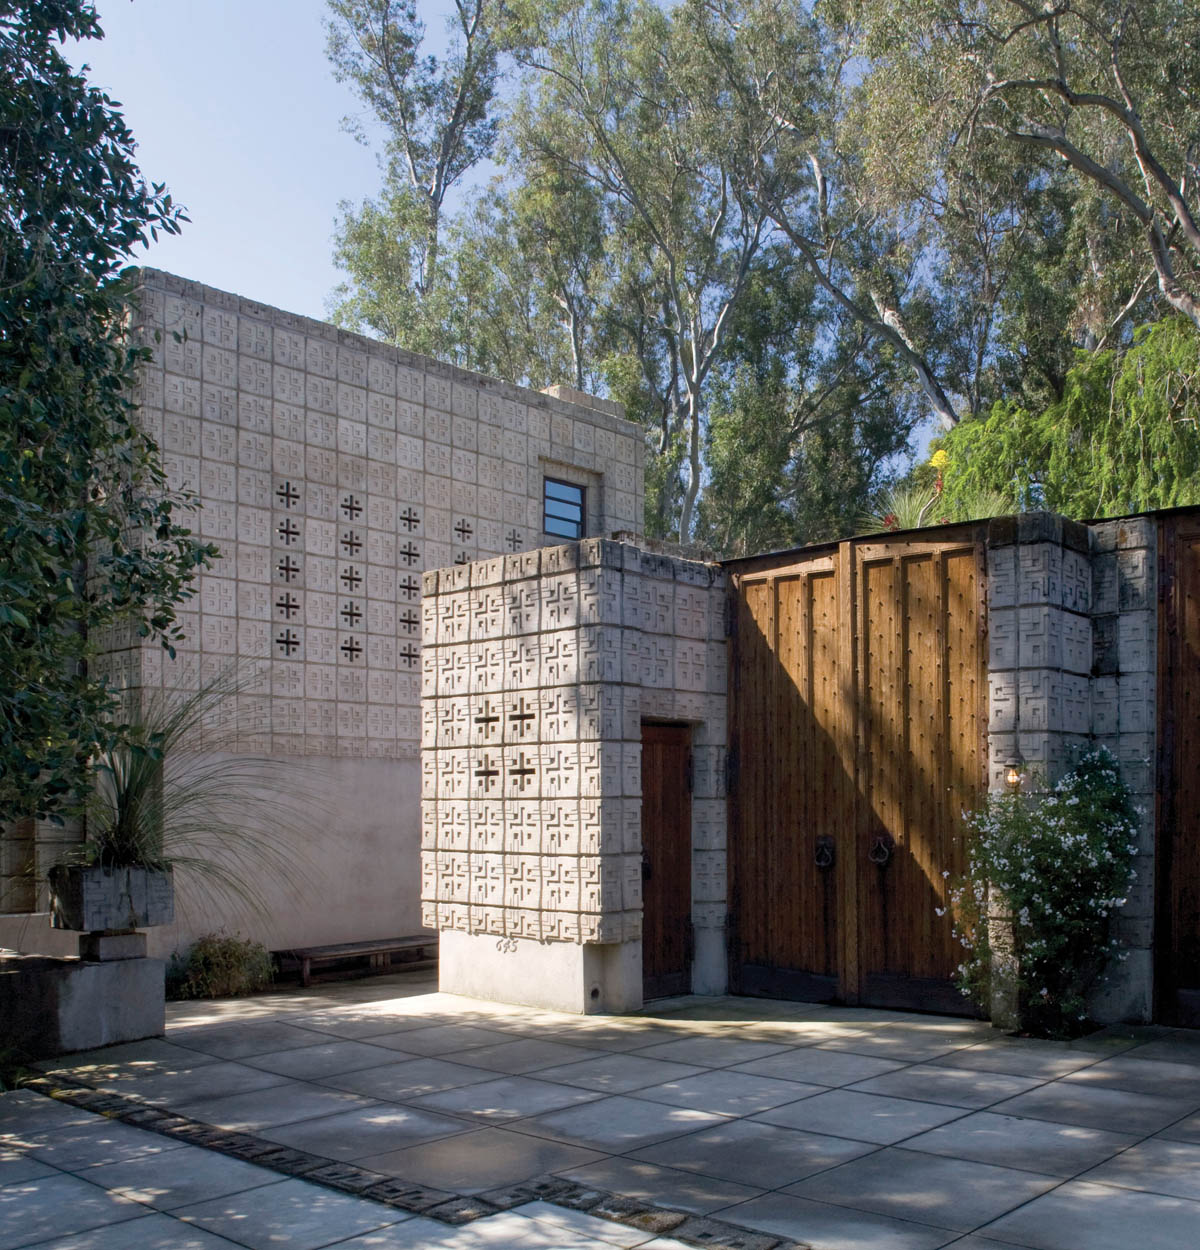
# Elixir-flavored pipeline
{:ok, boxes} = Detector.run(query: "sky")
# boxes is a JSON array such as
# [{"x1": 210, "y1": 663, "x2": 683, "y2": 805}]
[{"x1": 73, "y1": 0, "x2": 388, "y2": 322}]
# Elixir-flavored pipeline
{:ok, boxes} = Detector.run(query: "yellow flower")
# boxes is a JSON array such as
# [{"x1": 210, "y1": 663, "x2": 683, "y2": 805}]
[{"x1": 930, "y1": 449, "x2": 949, "y2": 470}]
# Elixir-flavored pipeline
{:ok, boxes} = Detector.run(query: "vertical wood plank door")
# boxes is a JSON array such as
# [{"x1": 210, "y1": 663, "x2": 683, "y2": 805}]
[
  {"x1": 642, "y1": 723, "x2": 693, "y2": 1000},
  {"x1": 727, "y1": 531, "x2": 987, "y2": 1014},
  {"x1": 855, "y1": 545, "x2": 985, "y2": 1013},
  {"x1": 1158, "y1": 520, "x2": 1200, "y2": 1026},
  {"x1": 728, "y1": 557, "x2": 844, "y2": 1000}
]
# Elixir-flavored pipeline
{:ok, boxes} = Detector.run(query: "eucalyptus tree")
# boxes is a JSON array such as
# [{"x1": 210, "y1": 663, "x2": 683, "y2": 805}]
[
  {"x1": 506, "y1": 0, "x2": 822, "y2": 539},
  {"x1": 326, "y1": 0, "x2": 501, "y2": 351},
  {"x1": 840, "y1": 0, "x2": 1200, "y2": 336}
]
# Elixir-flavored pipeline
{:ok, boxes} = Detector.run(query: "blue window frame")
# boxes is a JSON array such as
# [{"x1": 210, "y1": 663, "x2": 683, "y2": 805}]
[{"x1": 544, "y1": 477, "x2": 585, "y2": 540}]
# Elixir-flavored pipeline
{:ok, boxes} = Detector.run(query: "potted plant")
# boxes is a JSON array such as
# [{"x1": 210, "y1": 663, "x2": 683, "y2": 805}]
[{"x1": 49, "y1": 666, "x2": 312, "y2": 936}]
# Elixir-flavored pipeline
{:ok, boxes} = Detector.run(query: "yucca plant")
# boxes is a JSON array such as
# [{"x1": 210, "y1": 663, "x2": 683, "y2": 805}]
[{"x1": 60, "y1": 664, "x2": 317, "y2": 920}]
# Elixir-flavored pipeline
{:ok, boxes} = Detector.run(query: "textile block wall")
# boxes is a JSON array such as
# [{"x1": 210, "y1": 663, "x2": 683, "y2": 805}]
[
  {"x1": 986, "y1": 513, "x2": 1157, "y2": 1021},
  {"x1": 2, "y1": 268, "x2": 645, "y2": 956},
  {"x1": 420, "y1": 539, "x2": 727, "y2": 957}
]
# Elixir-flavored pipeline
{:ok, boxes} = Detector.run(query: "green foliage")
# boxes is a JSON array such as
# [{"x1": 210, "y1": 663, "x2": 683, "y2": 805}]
[
  {"x1": 327, "y1": 0, "x2": 500, "y2": 346},
  {"x1": 0, "y1": 1, "x2": 213, "y2": 824},
  {"x1": 938, "y1": 317, "x2": 1200, "y2": 518},
  {"x1": 950, "y1": 749, "x2": 1140, "y2": 1038},
  {"x1": 59, "y1": 666, "x2": 316, "y2": 919},
  {"x1": 166, "y1": 933, "x2": 274, "y2": 1000}
]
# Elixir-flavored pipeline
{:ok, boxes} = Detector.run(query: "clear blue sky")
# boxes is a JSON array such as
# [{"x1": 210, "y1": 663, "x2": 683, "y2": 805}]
[{"x1": 74, "y1": 0, "x2": 386, "y2": 321}]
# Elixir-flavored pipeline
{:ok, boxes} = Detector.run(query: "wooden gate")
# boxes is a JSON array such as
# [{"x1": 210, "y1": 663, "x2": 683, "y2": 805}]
[
  {"x1": 1157, "y1": 517, "x2": 1200, "y2": 1026},
  {"x1": 727, "y1": 530, "x2": 988, "y2": 1013},
  {"x1": 641, "y1": 723, "x2": 694, "y2": 1000}
]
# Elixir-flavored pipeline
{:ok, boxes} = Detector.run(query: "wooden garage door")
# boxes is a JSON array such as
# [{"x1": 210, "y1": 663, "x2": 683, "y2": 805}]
[{"x1": 728, "y1": 534, "x2": 987, "y2": 1013}]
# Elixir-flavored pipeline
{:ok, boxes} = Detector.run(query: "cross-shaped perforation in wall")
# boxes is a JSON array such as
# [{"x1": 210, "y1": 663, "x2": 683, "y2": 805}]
[
  {"x1": 276, "y1": 482, "x2": 300, "y2": 509},
  {"x1": 340, "y1": 636, "x2": 363, "y2": 662},
  {"x1": 341, "y1": 494, "x2": 363, "y2": 519},
  {"x1": 474, "y1": 755, "x2": 500, "y2": 791}
]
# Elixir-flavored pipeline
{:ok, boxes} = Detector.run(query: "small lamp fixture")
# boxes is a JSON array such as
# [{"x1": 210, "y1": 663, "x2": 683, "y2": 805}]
[{"x1": 1004, "y1": 756, "x2": 1024, "y2": 792}]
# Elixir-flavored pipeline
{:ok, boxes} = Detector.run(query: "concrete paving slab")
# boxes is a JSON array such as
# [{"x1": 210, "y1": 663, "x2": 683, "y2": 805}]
[
  {"x1": 976, "y1": 1178, "x2": 1200, "y2": 1250},
  {"x1": 89, "y1": 1059, "x2": 290, "y2": 1106},
  {"x1": 37, "y1": 1039, "x2": 221, "y2": 1077},
  {"x1": 0, "y1": 1171, "x2": 146, "y2": 1250},
  {"x1": 356, "y1": 1124, "x2": 606, "y2": 1192},
  {"x1": 558, "y1": 1155, "x2": 765, "y2": 1215},
  {"x1": 631, "y1": 1069, "x2": 825, "y2": 1116},
  {"x1": 15, "y1": 1118, "x2": 188, "y2": 1171},
  {"x1": 259, "y1": 1102, "x2": 471, "y2": 1160},
  {"x1": 241, "y1": 1039, "x2": 411, "y2": 1079},
  {"x1": 932, "y1": 1042, "x2": 1099, "y2": 1081},
  {"x1": 731, "y1": 1048, "x2": 905, "y2": 1087},
  {"x1": 170, "y1": 1019, "x2": 329, "y2": 1059},
  {"x1": 78, "y1": 1142, "x2": 281, "y2": 1209},
  {"x1": 174, "y1": 1080, "x2": 377, "y2": 1131},
  {"x1": 752, "y1": 1088, "x2": 969, "y2": 1145},
  {"x1": 173, "y1": 1176, "x2": 403, "y2": 1250},
  {"x1": 318, "y1": 1056, "x2": 500, "y2": 1101},
  {"x1": 845, "y1": 1063, "x2": 1043, "y2": 1109},
  {"x1": 631, "y1": 1118, "x2": 876, "y2": 1188},
  {"x1": 1057, "y1": 1054, "x2": 1200, "y2": 1100},
  {"x1": 0, "y1": 1153, "x2": 56, "y2": 1188},
  {"x1": 901, "y1": 1110, "x2": 1138, "y2": 1176},
  {"x1": 1156, "y1": 1108, "x2": 1200, "y2": 1144},
  {"x1": 628, "y1": 1036, "x2": 794, "y2": 1068},
  {"x1": 534, "y1": 1053, "x2": 705, "y2": 1094},
  {"x1": 407, "y1": 1074, "x2": 603, "y2": 1122},
  {"x1": 989, "y1": 1080, "x2": 1187, "y2": 1135},
  {"x1": 1079, "y1": 1136, "x2": 1200, "y2": 1199},
  {"x1": 514, "y1": 1094, "x2": 728, "y2": 1152},
  {"x1": 515, "y1": 1199, "x2": 655, "y2": 1247},
  {"x1": 814, "y1": 1030, "x2": 974, "y2": 1064},
  {"x1": 368, "y1": 1024, "x2": 517, "y2": 1056},
  {"x1": 25, "y1": 1210, "x2": 247, "y2": 1249},
  {"x1": 451, "y1": 1038, "x2": 609, "y2": 1075},
  {"x1": 707, "y1": 1191, "x2": 957, "y2": 1250},
  {"x1": 0, "y1": 1089, "x2": 95, "y2": 1134},
  {"x1": 783, "y1": 1146, "x2": 1058, "y2": 1232}
]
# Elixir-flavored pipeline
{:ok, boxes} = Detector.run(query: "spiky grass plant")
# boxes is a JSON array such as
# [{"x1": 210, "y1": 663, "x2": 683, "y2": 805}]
[{"x1": 65, "y1": 664, "x2": 318, "y2": 919}]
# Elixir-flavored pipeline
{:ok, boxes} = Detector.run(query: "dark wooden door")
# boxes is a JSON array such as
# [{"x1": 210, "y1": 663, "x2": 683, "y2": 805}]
[
  {"x1": 1158, "y1": 519, "x2": 1200, "y2": 1026},
  {"x1": 642, "y1": 723, "x2": 693, "y2": 1000},
  {"x1": 729, "y1": 555, "x2": 846, "y2": 1001},
  {"x1": 855, "y1": 543, "x2": 985, "y2": 1013},
  {"x1": 728, "y1": 533, "x2": 987, "y2": 1014}
]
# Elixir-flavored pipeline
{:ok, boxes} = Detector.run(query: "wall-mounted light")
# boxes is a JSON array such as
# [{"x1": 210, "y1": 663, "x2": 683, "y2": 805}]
[{"x1": 1004, "y1": 756, "x2": 1024, "y2": 792}]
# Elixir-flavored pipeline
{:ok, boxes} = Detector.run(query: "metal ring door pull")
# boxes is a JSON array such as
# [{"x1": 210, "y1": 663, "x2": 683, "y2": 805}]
[
  {"x1": 868, "y1": 835, "x2": 893, "y2": 866},
  {"x1": 814, "y1": 836, "x2": 835, "y2": 870}
]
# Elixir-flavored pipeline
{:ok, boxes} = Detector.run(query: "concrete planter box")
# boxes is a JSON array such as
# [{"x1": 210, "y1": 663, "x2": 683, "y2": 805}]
[{"x1": 48, "y1": 865, "x2": 174, "y2": 932}]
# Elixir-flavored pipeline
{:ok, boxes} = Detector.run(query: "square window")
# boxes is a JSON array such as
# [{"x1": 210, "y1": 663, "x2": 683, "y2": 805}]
[{"x1": 544, "y1": 477, "x2": 585, "y2": 540}]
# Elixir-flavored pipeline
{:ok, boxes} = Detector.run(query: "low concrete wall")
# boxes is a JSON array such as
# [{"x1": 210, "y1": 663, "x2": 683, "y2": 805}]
[{"x1": 0, "y1": 954, "x2": 165, "y2": 1057}]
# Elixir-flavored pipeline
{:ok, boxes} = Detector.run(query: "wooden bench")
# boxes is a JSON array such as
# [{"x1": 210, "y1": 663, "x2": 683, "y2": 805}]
[{"x1": 278, "y1": 935, "x2": 438, "y2": 987}]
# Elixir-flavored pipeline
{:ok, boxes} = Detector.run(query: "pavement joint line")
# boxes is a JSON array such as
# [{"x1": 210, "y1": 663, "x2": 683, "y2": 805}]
[{"x1": 17, "y1": 1074, "x2": 811, "y2": 1249}]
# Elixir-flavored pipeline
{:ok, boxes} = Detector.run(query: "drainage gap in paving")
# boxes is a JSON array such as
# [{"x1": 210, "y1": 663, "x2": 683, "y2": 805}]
[{"x1": 21, "y1": 1074, "x2": 807, "y2": 1250}]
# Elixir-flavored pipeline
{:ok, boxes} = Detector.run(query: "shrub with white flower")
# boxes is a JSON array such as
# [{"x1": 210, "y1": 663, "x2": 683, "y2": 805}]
[{"x1": 949, "y1": 747, "x2": 1139, "y2": 1038}]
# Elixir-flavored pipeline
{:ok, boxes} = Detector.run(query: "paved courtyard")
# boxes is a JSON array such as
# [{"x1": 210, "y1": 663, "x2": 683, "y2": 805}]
[{"x1": 5, "y1": 971, "x2": 1200, "y2": 1249}]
